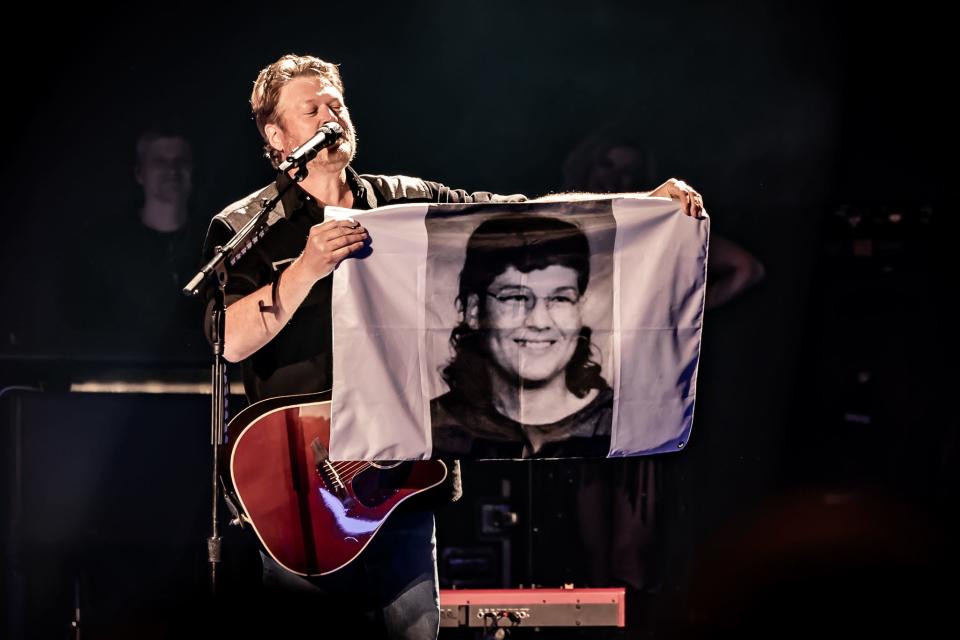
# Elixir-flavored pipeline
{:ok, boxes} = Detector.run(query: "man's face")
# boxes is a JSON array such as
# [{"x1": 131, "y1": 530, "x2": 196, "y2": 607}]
[
  {"x1": 586, "y1": 145, "x2": 643, "y2": 192},
  {"x1": 136, "y1": 137, "x2": 193, "y2": 205},
  {"x1": 267, "y1": 75, "x2": 356, "y2": 172},
  {"x1": 469, "y1": 265, "x2": 584, "y2": 386}
]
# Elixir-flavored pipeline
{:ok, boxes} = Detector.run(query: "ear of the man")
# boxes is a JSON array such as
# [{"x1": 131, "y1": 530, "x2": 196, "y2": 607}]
[
  {"x1": 465, "y1": 294, "x2": 480, "y2": 330},
  {"x1": 265, "y1": 122, "x2": 285, "y2": 154}
]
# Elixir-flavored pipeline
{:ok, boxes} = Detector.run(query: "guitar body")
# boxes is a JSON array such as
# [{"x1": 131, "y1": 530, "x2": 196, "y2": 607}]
[{"x1": 223, "y1": 390, "x2": 448, "y2": 576}]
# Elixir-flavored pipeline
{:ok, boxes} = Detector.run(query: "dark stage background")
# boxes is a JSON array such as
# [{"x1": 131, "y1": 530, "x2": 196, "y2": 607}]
[{"x1": 1, "y1": 1, "x2": 952, "y2": 637}]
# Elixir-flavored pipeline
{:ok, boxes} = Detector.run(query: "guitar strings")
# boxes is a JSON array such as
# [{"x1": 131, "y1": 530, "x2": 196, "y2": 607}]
[
  {"x1": 333, "y1": 461, "x2": 367, "y2": 475},
  {"x1": 339, "y1": 464, "x2": 370, "y2": 483},
  {"x1": 333, "y1": 461, "x2": 370, "y2": 482}
]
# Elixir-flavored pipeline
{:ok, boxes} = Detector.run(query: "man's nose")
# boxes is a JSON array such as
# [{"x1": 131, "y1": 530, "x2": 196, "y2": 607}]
[
  {"x1": 319, "y1": 105, "x2": 338, "y2": 123},
  {"x1": 158, "y1": 159, "x2": 191, "y2": 175}
]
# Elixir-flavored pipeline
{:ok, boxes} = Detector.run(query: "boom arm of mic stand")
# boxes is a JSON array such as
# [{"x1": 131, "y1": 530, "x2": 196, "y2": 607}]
[{"x1": 182, "y1": 163, "x2": 310, "y2": 298}]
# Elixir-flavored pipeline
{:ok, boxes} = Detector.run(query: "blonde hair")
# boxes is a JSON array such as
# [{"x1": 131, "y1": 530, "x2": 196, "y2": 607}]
[{"x1": 250, "y1": 54, "x2": 344, "y2": 168}]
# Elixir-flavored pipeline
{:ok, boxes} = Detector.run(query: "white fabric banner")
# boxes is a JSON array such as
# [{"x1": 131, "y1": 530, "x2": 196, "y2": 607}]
[{"x1": 329, "y1": 198, "x2": 708, "y2": 460}]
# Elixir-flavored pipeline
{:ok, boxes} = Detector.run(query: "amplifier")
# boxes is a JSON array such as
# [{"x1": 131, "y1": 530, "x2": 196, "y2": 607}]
[{"x1": 439, "y1": 587, "x2": 625, "y2": 628}]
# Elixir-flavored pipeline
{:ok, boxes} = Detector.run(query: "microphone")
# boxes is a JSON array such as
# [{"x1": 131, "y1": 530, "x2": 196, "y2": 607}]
[{"x1": 277, "y1": 122, "x2": 344, "y2": 172}]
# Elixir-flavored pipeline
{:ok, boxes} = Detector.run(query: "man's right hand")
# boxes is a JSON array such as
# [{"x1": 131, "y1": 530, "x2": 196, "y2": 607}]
[
  {"x1": 222, "y1": 217, "x2": 368, "y2": 363},
  {"x1": 300, "y1": 218, "x2": 369, "y2": 282}
]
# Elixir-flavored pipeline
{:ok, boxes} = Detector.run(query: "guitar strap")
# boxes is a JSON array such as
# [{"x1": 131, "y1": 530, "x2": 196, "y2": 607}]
[{"x1": 257, "y1": 258, "x2": 296, "y2": 314}]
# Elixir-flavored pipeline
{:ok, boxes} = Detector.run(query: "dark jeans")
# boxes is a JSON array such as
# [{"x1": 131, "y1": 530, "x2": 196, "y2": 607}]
[{"x1": 253, "y1": 509, "x2": 439, "y2": 639}]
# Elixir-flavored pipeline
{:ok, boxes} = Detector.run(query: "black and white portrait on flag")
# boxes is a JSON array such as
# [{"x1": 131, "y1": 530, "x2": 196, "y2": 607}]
[
  {"x1": 425, "y1": 202, "x2": 617, "y2": 458},
  {"x1": 329, "y1": 197, "x2": 706, "y2": 461}
]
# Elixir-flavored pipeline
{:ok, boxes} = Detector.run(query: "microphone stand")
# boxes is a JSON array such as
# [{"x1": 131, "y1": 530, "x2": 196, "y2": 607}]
[{"x1": 182, "y1": 162, "x2": 310, "y2": 596}]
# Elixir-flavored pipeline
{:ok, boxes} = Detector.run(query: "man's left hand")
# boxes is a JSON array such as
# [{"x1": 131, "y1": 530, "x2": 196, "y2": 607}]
[{"x1": 648, "y1": 178, "x2": 705, "y2": 218}]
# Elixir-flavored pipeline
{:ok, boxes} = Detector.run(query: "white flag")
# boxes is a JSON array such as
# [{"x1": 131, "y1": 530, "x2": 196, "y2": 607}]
[{"x1": 329, "y1": 198, "x2": 708, "y2": 460}]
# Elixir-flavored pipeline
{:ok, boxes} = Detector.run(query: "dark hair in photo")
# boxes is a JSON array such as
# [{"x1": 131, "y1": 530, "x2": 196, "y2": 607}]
[{"x1": 440, "y1": 213, "x2": 606, "y2": 404}]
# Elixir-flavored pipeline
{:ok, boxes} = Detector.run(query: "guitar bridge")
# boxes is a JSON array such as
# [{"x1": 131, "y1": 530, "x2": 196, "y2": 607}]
[{"x1": 311, "y1": 438, "x2": 347, "y2": 496}]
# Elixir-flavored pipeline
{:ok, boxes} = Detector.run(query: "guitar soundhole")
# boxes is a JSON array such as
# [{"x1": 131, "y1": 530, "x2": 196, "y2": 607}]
[{"x1": 351, "y1": 463, "x2": 413, "y2": 508}]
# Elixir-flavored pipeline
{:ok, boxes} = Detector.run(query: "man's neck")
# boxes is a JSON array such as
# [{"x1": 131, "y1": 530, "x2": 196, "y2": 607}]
[
  {"x1": 140, "y1": 200, "x2": 187, "y2": 232},
  {"x1": 295, "y1": 165, "x2": 354, "y2": 208}
]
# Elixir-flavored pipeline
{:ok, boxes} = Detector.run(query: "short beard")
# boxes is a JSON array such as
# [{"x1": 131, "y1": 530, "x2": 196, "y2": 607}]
[{"x1": 311, "y1": 125, "x2": 358, "y2": 171}]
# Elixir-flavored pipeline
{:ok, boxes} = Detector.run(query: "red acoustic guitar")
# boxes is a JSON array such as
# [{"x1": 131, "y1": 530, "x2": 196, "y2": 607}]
[{"x1": 222, "y1": 390, "x2": 448, "y2": 576}]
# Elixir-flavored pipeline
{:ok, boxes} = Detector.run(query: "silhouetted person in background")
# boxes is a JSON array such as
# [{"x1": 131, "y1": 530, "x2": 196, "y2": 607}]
[
  {"x1": 562, "y1": 129, "x2": 764, "y2": 611},
  {"x1": 67, "y1": 119, "x2": 207, "y2": 361},
  {"x1": 563, "y1": 130, "x2": 765, "y2": 310}
]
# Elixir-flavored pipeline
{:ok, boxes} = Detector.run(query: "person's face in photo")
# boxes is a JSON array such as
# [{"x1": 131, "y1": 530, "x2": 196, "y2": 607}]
[
  {"x1": 264, "y1": 75, "x2": 356, "y2": 172},
  {"x1": 469, "y1": 264, "x2": 584, "y2": 385},
  {"x1": 135, "y1": 136, "x2": 193, "y2": 205}
]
